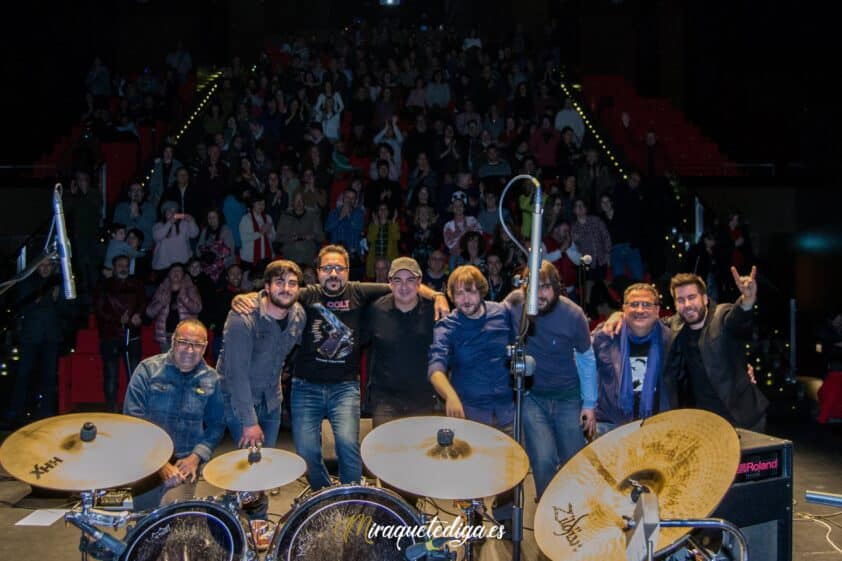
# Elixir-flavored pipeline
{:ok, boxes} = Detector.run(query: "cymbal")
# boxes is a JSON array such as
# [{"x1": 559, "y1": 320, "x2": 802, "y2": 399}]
[
  {"x1": 360, "y1": 416, "x2": 529, "y2": 500},
  {"x1": 202, "y1": 448, "x2": 306, "y2": 492},
  {"x1": 0, "y1": 413, "x2": 173, "y2": 491},
  {"x1": 535, "y1": 409, "x2": 741, "y2": 561}
]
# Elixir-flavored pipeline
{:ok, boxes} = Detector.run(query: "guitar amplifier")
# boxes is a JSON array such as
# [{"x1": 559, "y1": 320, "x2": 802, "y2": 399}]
[{"x1": 709, "y1": 429, "x2": 793, "y2": 561}]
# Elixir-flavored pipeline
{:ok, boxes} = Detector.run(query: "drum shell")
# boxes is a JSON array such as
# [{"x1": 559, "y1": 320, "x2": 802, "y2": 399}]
[
  {"x1": 121, "y1": 499, "x2": 254, "y2": 561},
  {"x1": 267, "y1": 484, "x2": 423, "y2": 561}
]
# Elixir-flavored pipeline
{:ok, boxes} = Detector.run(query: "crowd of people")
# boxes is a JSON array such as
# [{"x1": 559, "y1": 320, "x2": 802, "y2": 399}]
[{"x1": 5, "y1": 21, "x2": 771, "y2": 540}]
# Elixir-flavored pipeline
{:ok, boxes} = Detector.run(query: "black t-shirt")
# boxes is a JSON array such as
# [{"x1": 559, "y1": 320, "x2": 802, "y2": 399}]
[
  {"x1": 678, "y1": 325, "x2": 732, "y2": 421},
  {"x1": 293, "y1": 282, "x2": 390, "y2": 383},
  {"x1": 361, "y1": 295, "x2": 435, "y2": 402},
  {"x1": 629, "y1": 340, "x2": 652, "y2": 418},
  {"x1": 422, "y1": 272, "x2": 448, "y2": 292},
  {"x1": 276, "y1": 315, "x2": 289, "y2": 332}
]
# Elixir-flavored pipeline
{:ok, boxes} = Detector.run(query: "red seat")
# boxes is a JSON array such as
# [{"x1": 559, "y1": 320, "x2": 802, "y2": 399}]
[{"x1": 75, "y1": 328, "x2": 99, "y2": 354}]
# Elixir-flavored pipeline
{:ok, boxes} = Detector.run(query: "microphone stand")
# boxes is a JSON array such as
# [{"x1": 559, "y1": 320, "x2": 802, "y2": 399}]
[{"x1": 498, "y1": 174, "x2": 540, "y2": 561}]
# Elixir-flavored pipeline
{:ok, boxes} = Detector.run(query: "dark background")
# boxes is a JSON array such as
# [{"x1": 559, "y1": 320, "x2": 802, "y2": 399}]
[{"x1": 1, "y1": 0, "x2": 839, "y2": 371}]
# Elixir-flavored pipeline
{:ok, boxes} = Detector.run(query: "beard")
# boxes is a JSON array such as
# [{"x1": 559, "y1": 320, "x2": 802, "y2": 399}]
[
  {"x1": 680, "y1": 303, "x2": 707, "y2": 325},
  {"x1": 269, "y1": 291, "x2": 295, "y2": 309}
]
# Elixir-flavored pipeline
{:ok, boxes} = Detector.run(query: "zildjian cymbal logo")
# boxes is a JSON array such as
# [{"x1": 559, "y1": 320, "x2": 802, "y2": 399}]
[{"x1": 30, "y1": 456, "x2": 64, "y2": 479}]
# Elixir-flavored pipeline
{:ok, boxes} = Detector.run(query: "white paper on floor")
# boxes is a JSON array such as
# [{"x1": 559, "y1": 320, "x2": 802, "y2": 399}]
[{"x1": 14, "y1": 509, "x2": 68, "y2": 527}]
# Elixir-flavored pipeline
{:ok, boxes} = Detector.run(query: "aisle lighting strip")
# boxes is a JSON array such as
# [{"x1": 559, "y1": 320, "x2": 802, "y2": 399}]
[{"x1": 140, "y1": 71, "x2": 224, "y2": 189}]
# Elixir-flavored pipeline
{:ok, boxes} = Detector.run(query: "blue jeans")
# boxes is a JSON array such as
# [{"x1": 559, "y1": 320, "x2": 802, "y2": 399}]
[
  {"x1": 290, "y1": 378, "x2": 361, "y2": 491},
  {"x1": 523, "y1": 392, "x2": 585, "y2": 499},
  {"x1": 226, "y1": 399, "x2": 282, "y2": 449},
  {"x1": 610, "y1": 243, "x2": 644, "y2": 281}
]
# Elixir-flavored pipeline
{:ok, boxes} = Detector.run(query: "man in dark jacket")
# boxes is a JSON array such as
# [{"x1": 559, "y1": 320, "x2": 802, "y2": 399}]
[
  {"x1": 6, "y1": 261, "x2": 68, "y2": 422},
  {"x1": 93, "y1": 255, "x2": 147, "y2": 411},
  {"x1": 667, "y1": 267, "x2": 768, "y2": 430}
]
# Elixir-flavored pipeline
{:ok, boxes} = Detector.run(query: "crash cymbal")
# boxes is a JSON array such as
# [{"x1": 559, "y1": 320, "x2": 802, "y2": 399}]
[
  {"x1": 360, "y1": 416, "x2": 529, "y2": 500},
  {"x1": 0, "y1": 413, "x2": 173, "y2": 491},
  {"x1": 202, "y1": 448, "x2": 306, "y2": 492},
  {"x1": 534, "y1": 409, "x2": 740, "y2": 561}
]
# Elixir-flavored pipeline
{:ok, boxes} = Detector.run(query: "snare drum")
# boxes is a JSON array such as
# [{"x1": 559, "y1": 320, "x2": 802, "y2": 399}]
[
  {"x1": 121, "y1": 499, "x2": 256, "y2": 561},
  {"x1": 266, "y1": 484, "x2": 424, "y2": 561}
]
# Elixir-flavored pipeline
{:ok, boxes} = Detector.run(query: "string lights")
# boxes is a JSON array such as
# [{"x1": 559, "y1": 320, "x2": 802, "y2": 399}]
[{"x1": 140, "y1": 70, "x2": 224, "y2": 189}]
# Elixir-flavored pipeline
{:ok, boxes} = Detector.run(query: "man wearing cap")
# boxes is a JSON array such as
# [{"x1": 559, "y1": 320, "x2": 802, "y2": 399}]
[{"x1": 361, "y1": 257, "x2": 437, "y2": 426}]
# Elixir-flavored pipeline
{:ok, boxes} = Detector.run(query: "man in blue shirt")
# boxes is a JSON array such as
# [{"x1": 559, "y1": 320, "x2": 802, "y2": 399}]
[
  {"x1": 124, "y1": 319, "x2": 224, "y2": 510},
  {"x1": 428, "y1": 265, "x2": 514, "y2": 429},
  {"x1": 427, "y1": 264, "x2": 515, "y2": 524},
  {"x1": 504, "y1": 261, "x2": 596, "y2": 499}
]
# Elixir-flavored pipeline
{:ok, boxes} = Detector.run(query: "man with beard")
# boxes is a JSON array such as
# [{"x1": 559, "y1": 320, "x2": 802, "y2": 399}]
[
  {"x1": 591, "y1": 283, "x2": 671, "y2": 436},
  {"x1": 428, "y1": 264, "x2": 516, "y2": 524},
  {"x1": 94, "y1": 255, "x2": 146, "y2": 412},
  {"x1": 217, "y1": 260, "x2": 305, "y2": 449},
  {"x1": 216, "y1": 260, "x2": 306, "y2": 520},
  {"x1": 669, "y1": 268, "x2": 768, "y2": 430},
  {"x1": 503, "y1": 261, "x2": 596, "y2": 499},
  {"x1": 233, "y1": 246, "x2": 448, "y2": 491},
  {"x1": 603, "y1": 267, "x2": 768, "y2": 430}
]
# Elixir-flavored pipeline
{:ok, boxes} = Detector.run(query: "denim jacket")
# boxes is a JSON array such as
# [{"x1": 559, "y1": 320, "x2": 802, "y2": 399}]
[
  {"x1": 216, "y1": 291, "x2": 305, "y2": 426},
  {"x1": 123, "y1": 353, "x2": 224, "y2": 462}
]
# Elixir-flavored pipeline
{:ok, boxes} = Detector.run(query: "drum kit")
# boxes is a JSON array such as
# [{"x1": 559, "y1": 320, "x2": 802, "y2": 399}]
[{"x1": 0, "y1": 409, "x2": 750, "y2": 561}]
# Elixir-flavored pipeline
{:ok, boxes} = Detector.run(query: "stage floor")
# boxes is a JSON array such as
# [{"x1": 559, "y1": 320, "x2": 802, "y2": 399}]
[{"x1": 1, "y1": 418, "x2": 840, "y2": 561}]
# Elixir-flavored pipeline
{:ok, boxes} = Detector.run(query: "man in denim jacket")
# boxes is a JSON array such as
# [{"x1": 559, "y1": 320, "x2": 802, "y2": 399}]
[
  {"x1": 217, "y1": 260, "x2": 306, "y2": 450},
  {"x1": 124, "y1": 319, "x2": 224, "y2": 510}
]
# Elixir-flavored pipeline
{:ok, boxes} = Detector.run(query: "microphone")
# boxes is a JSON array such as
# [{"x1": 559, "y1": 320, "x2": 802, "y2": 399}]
[
  {"x1": 526, "y1": 177, "x2": 543, "y2": 316},
  {"x1": 579, "y1": 254, "x2": 593, "y2": 268},
  {"x1": 53, "y1": 184, "x2": 76, "y2": 300},
  {"x1": 66, "y1": 514, "x2": 127, "y2": 556}
]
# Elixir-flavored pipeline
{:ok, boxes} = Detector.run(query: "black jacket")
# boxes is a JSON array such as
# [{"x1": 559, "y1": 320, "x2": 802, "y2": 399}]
[{"x1": 663, "y1": 301, "x2": 769, "y2": 428}]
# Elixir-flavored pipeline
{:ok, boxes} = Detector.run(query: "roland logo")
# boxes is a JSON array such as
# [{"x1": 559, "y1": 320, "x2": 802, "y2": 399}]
[{"x1": 737, "y1": 457, "x2": 779, "y2": 475}]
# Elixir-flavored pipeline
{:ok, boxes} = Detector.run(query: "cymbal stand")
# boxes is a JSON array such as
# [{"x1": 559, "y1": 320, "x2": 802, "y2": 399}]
[
  {"x1": 623, "y1": 483, "x2": 748, "y2": 561},
  {"x1": 457, "y1": 499, "x2": 486, "y2": 561},
  {"x1": 65, "y1": 490, "x2": 133, "y2": 561}
]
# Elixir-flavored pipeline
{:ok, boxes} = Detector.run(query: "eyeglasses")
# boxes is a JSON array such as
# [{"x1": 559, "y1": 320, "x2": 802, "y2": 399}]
[
  {"x1": 624, "y1": 301, "x2": 656, "y2": 310},
  {"x1": 174, "y1": 339, "x2": 207, "y2": 352},
  {"x1": 319, "y1": 265, "x2": 348, "y2": 274}
]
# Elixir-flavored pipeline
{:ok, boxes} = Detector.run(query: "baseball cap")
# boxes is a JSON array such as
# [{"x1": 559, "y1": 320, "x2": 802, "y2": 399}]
[{"x1": 388, "y1": 257, "x2": 422, "y2": 278}]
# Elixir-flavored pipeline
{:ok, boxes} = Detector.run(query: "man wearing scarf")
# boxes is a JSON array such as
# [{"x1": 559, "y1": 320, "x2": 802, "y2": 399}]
[{"x1": 592, "y1": 283, "x2": 672, "y2": 435}]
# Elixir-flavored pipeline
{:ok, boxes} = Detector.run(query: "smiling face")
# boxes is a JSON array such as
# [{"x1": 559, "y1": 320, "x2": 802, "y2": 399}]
[
  {"x1": 674, "y1": 283, "x2": 708, "y2": 327},
  {"x1": 318, "y1": 251, "x2": 349, "y2": 295},
  {"x1": 623, "y1": 288, "x2": 660, "y2": 336}
]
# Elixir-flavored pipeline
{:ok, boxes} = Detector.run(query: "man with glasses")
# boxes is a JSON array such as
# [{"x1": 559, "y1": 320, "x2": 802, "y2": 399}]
[
  {"x1": 124, "y1": 319, "x2": 224, "y2": 509},
  {"x1": 592, "y1": 283, "x2": 672, "y2": 436},
  {"x1": 361, "y1": 257, "x2": 437, "y2": 427},
  {"x1": 233, "y1": 246, "x2": 448, "y2": 491}
]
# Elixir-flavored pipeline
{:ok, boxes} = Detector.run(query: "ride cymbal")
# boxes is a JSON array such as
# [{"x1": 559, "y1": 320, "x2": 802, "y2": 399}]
[
  {"x1": 360, "y1": 416, "x2": 529, "y2": 500},
  {"x1": 0, "y1": 413, "x2": 173, "y2": 491},
  {"x1": 535, "y1": 409, "x2": 740, "y2": 561},
  {"x1": 202, "y1": 448, "x2": 306, "y2": 492}
]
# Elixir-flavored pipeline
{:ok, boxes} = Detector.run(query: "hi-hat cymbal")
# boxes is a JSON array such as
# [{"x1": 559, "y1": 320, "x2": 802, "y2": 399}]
[
  {"x1": 360, "y1": 416, "x2": 529, "y2": 500},
  {"x1": 535, "y1": 409, "x2": 741, "y2": 561},
  {"x1": 0, "y1": 413, "x2": 173, "y2": 491},
  {"x1": 202, "y1": 448, "x2": 306, "y2": 492}
]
